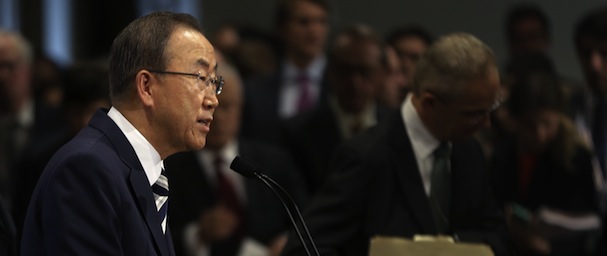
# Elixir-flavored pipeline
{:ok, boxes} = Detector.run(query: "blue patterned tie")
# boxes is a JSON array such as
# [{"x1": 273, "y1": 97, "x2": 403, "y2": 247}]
[{"x1": 152, "y1": 168, "x2": 169, "y2": 233}]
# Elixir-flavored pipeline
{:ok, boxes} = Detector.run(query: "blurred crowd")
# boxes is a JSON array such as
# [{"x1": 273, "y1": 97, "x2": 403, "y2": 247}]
[{"x1": 1, "y1": 0, "x2": 607, "y2": 255}]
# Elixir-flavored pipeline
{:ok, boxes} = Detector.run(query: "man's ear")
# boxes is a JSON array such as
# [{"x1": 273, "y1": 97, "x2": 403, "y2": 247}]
[
  {"x1": 135, "y1": 70, "x2": 155, "y2": 107},
  {"x1": 419, "y1": 91, "x2": 439, "y2": 110}
]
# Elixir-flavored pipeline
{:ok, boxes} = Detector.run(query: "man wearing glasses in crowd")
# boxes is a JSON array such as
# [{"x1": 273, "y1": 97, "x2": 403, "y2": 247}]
[{"x1": 21, "y1": 11, "x2": 221, "y2": 255}]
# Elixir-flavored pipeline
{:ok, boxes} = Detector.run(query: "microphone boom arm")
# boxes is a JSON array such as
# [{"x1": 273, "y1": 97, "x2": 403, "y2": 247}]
[{"x1": 258, "y1": 173, "x2": 320, "y2": 256}]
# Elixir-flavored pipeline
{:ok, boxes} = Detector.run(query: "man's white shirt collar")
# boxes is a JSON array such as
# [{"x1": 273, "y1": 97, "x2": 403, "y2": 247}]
[
  {"x1": 401, "y1": 95, "x2": 446, "y2": 195},
  {"x1": 107, "y1": 107, "x2": 163, "y2": 186},
  {"x1": 283, "y1": 55, "x2": 327, "y2": 82},
  {"x1": 402, "y1": 94, "x2": 441, "y2": 160}
]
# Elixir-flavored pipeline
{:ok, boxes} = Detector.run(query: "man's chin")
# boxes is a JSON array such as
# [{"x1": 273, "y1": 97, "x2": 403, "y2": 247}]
[{"x1": 186, "y1": 139, "x2": 207, "y2": 151}]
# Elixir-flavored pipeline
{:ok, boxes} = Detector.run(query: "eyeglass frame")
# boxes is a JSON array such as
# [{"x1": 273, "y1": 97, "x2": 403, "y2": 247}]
[
  {"x1": 147, "y1": 69, "x2": 224, "y2": 95},
  {"x1": 427, "y1": 89, "x2": 503, "y2": 126}
]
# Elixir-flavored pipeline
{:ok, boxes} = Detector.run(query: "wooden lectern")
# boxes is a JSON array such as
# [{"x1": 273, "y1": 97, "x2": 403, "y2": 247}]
[{"x1": 369, "y1": 236, "x2": 494, "y2": 256}]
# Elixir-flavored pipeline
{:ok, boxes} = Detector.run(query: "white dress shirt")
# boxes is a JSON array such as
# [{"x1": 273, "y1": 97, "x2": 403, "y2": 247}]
[
  {"x1": 185, "y1": 140, "x2": 268, "y2": 256},
  {"x1": 107, "y1": 107, "x2": 166, "y2": 232},
  {"x1": 278, "y1": 56, "x2": 327, "y2": 118},
  {"x1": 328, "y1": 95, "x2": 377, "y2": 140},
  {"x1": 197, "y1": 140, "x2": 246, "y2": 204},
  {"x1": 401, "y1": 95, "x2": 450, "y2": 196}
]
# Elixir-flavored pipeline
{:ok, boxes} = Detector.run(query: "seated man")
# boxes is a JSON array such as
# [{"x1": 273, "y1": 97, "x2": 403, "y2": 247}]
[
  {"x1": 166, "y1": 64, "x2": 308, "y2": 256},
  {"x1": 282, "y1": 33, "x2": 513, "y2": 256}
]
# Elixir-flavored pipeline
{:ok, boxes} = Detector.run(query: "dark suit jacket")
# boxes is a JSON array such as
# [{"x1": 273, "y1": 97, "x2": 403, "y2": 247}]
[
  {"x1": 11, "y1": 131, "x2": 71, "y2": 254},
  {"x1": 491, "y1": 138, "x2": 599, "y2": 213},
  {"x1": 282, "y1": 111, "x2": 511, "y2": 256},
  {"x1": 241, "y1": 70, "x2": 329, "y2": 144},
  {"x1": 3, "y1": 102, "x2": 64, "y2": 199},
  {"x1": 491, "y1": 138, "x2": 601, "y2": 255},
  {"x1": 282, "y1": 101, "x2": 391, "y2": 193},
  {"x1": 165, "y1": 139, "x2": 308, "y2": 256},
  {"x1": 0, "y1": 197, "x2": 15, "y2": 256},
  {"x1": 21, "y1": 109, "x2": 175, "y2": 256}
]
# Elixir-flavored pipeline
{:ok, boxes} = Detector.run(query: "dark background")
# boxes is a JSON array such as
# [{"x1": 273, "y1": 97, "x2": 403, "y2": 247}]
[{"x1": 6, "y1": 0, "x2": 607, "y2": 82}]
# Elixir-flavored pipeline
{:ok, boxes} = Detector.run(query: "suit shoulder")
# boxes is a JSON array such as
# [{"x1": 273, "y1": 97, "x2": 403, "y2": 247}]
[
  {"x1": 243, "y1": 73, "x2": 281, "y2": 94},
  {"x1": 343, "y1": 121, "x2": 388, "y2": 153},
  {"x1": 44, "y1": 128, "x2": 122, "y2": 176}
]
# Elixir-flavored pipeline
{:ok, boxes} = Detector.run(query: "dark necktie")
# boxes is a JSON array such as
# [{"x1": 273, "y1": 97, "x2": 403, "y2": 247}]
[
  {"x1": 296, "y1": 72, "x2": 313, "y2": 112},
  {"x1": 152, "y1": 168, "x2": 169, "y2": 233},
  {"x1": 214, "y1": 155, "x2": 245, "y2": 237},
  {"x1": 350, "y1": 117, "x2": 363, "y2": 136},
  {"x1": 429, "y1": 143, "x2": 451, "y2": 233},
  {"x1": 593, "y1": 99, "x2": 607, "y2": 174}
]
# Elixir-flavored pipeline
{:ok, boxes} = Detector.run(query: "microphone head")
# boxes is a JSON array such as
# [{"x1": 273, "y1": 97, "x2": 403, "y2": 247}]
[{"x1": 230, "y1": 156, "x2": 259, "y2": 178}]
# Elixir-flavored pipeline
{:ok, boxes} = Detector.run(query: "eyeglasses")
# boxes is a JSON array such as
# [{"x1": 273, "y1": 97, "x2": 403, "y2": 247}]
[
  {"x1": 430, "y1": 90, "x2": 503, "y2": 126},
  {"x1": 148, "y1": 70, "x2": 223, "y2": 95}
]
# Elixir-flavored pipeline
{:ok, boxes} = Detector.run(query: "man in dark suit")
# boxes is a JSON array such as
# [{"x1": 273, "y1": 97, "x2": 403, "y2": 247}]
[
  {"x1": 573, "y1": 6, "x2": 607, "y2": 255},
  {"x1": 21, "y1": 12, "x2": 220, "y2": 255},
  {"x1": 11, "y1": 63, "x2": 111, "y2": 252},
  {"x1": 0, "y1": 30, "x2": 64, "y2": 201},
  {"x1": 575, "y1": 7, "x2": 607, "y2": 178},
  {"x1": 166, "y1": 64, "x2": 307, "y2": 256},
  {"x1": 241, "y1": 0, "x2": 330, "y2": 143},
  {"x1": 283, "y1": 24, "x2": 392, "y2": 194},
  {"x1": 282, "y1": 33, "x2": 512, "y2": 256}
]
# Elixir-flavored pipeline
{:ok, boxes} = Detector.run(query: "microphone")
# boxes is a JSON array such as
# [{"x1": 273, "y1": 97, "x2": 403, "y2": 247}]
[{"x1": 230, "y1": 156, "x2": 320, "y2": 256}]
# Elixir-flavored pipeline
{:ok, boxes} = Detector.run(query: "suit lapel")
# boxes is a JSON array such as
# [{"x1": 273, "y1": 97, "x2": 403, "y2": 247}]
[
  {"x1": 89, "y1": 109, "x2": 170, "y2": 256},
  {"x1": 129, "y1": 171, "x2": 170, "y2": 256},
  {"x1": 386, "y1": 113, "x2": 437, "y2": 234}
]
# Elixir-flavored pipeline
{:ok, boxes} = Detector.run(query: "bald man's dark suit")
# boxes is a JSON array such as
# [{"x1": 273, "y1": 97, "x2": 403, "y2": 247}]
[
  {"x1": 166, "y1": 139, "x2": 308, "y2": 256},
  {"x1": 282, "y1": 111, "x2": 512, "y2": 256},
  {"x1": 21, "y1": 109, "x2": 175, "y2": 256}
]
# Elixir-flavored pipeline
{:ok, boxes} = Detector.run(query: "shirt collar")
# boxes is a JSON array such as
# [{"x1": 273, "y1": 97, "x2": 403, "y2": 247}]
[
  {"x1": 213, "y1": 140, "x2": 239, "y2": 164},
  {"x1": 401, "y1": 94, "x2": 441, "y2": 160},
  {"x1": 328, "y1": 95, "x2": 377, "y2": 139},
  {"x1": 16, "y1": 99, "x2": 34, "y2": 128},
  {"x1": 199, "y1": 140, "x2": 241, "y2": 188},
  {"x1": 107, "y1": 107, "x2": 163, "y2": 186},
  {"x1": 284, "y1": 55, "x2": 327, "y2": 82}
]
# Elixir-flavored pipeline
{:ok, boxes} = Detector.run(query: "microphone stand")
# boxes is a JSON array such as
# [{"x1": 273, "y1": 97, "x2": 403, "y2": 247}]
[
  {"x1": 258, "y1": 173, "x2": 320, "y2": 256},
  {"x1": 230, "y1": 156, "x2": 320, "y2": 256}
]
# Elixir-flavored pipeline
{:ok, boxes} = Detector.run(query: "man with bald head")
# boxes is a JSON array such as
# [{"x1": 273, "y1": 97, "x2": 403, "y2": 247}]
[
  {"x1": 0, "y1": 30, "x2": 63, "y2": 201},
  {"x1": 166, "y1": 64, "x2": 307, "y2": 256},
  {"x1": 282, "y1": 33, "x2": 512, "y2": 256},
  {"x1": 21, "y1": 12, "x2": 220, "y2": 255}
]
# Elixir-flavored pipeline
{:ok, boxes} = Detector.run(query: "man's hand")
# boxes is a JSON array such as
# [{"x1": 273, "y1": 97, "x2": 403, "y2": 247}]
[{"x1": 197, "y1": 205, "x2": 239, "y2": 243}]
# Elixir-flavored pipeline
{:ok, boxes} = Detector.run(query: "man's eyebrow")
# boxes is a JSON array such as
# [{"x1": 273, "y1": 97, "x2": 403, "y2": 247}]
[{"x1": 197, "y1": 58, "x2": 210, "y2": 68}]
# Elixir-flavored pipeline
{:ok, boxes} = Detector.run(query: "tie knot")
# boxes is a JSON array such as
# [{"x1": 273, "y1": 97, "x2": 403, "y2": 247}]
[
  {"x1": 296, "y1": 72, "x2": 309, "y2": 84},
  {"x1": 153, "y1": 169, "x2": 169, "y2": 195},
  {"x1": 214, "y1": 154, "x2": 225, "y2": 166},
  {"x1": 434, "y1": 143, "x2": 450, "y2": 159}
]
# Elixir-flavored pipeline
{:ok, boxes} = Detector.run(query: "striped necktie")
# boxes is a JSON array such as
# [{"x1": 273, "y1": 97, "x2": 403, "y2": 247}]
[{"x1": 152, "y1": 168, "x2": 169, "y2": 233}]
